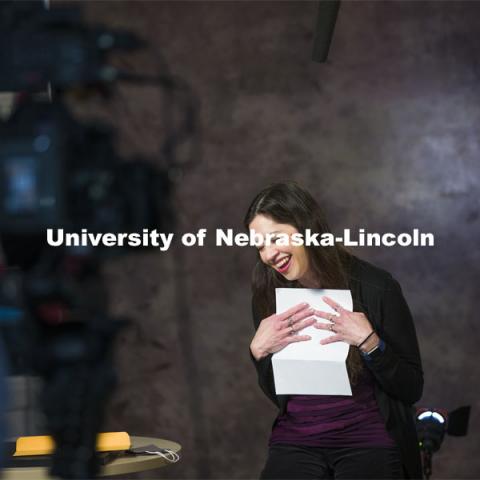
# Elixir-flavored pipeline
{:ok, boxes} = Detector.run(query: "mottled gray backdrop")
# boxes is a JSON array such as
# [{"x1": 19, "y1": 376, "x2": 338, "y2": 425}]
[{"x1": 54, "y1": 1, "x2": 480, "y2": 478}]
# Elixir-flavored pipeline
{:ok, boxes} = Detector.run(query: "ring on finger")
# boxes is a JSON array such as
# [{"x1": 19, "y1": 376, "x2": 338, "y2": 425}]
[
  {"x1": 288, "y1": 317, "x2": 293, "y2": 327},
  {"x1": 290, "y1": 325, "x2": 296, "y2": 335},
  {"x1": 329, "y1": 324, "x2": 335, "y2": 332}
]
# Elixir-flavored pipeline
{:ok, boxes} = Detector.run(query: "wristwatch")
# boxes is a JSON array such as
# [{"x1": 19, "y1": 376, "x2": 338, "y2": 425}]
[{"x1": 361, "y1": 338, "x2": 385, "y2": 360}]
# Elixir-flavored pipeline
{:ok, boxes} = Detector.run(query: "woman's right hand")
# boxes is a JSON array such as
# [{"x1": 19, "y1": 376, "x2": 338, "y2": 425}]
[{"x1": 250, "y1": 303, "x2": 316, "y2": 361}]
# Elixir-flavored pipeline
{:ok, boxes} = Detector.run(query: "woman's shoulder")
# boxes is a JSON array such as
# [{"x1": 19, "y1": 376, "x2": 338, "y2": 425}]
[{"x1": 347, "y1": 254, "x2": 398, "y2": 294}]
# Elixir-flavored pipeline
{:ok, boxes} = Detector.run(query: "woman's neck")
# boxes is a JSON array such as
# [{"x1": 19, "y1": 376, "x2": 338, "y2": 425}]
[{"x1": 298, "y1": 270, "x2": 322, "y2": 289}]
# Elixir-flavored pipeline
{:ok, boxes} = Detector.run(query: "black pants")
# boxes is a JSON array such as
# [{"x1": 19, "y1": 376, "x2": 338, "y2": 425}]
[{"x1": 260, "y1": 444, "x2": 405, "y2": 479}]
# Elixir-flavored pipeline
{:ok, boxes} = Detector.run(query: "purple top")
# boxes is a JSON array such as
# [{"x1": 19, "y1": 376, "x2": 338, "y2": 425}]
[{"x1": 269, "y1": 369, "x2": 396, "y2": 448}]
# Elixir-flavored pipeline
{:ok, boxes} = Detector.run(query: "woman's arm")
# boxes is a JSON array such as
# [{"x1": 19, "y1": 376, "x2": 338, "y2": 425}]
[
  {"x1": 365, "y1": 276, "x2": 424, "y2": 405},
  {"x1": 250, "y1": 299, "x2": 280, "y2": 407}
]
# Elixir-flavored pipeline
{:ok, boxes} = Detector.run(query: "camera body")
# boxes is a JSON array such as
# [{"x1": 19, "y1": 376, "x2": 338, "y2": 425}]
[{"x1": 0, "y1": 99, "x2": 172, "y2": 256}]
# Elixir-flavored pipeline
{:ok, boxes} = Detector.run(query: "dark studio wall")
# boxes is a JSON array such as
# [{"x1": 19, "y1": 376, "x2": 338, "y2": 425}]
[{"x1": 57, "y1": 1, "x2": 480, "y2": 478}]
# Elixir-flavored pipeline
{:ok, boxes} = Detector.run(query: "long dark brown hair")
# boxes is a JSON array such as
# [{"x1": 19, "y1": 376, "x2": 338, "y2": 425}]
[{"x1": 243, "y1": 181, "x2": 363, "y2": 383}]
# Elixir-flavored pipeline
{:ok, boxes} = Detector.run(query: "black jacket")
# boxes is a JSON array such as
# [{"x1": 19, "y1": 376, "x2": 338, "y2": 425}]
[{"x1": 250, "y1": 255, "x2": 424, "y2": 479}]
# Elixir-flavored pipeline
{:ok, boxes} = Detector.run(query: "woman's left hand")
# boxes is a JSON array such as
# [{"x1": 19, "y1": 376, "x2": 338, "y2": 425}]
[{"x1": 314, "y1": 296, "x2": 374, "y2": 347}]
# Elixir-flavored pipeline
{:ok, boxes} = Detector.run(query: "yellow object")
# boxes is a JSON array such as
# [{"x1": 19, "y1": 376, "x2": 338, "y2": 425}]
[{"x1": 14, "y1": 432, "x2": 131, "y2": 456}]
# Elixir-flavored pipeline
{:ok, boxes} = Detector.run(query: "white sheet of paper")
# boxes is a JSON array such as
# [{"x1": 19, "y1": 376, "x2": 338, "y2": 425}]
[{"x1": 272, "y1": 288, "x2": 353, "y2": 396}]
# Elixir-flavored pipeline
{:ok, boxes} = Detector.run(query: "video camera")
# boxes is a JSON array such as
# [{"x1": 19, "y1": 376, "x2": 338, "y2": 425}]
[{"x1": 0, "y1": 2, "x2": 196, "y2": 478}]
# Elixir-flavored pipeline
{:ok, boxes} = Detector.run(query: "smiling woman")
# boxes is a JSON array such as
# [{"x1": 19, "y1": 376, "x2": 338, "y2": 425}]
[
  {"x1": 248, "y1": 215, "x2": 312, "y2": 285},
  {"x1": 243, "y1": 182, "x2": 424, "y2": 480}
]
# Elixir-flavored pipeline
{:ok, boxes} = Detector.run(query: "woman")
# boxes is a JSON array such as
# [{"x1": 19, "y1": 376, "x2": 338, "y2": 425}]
[{"x1": 244, "y1": 182, "x2": 423, "y2": 479}]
